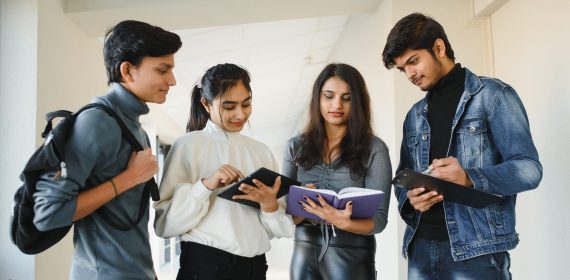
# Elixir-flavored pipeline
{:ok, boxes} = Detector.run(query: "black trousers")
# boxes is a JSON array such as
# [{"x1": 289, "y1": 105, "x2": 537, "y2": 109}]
[
  {"x1": 290, "y1": 223, "x2": 377, "y2": 280},
  {"x1": 177, "y1": 241, "x2": 268, "y2": 280}
]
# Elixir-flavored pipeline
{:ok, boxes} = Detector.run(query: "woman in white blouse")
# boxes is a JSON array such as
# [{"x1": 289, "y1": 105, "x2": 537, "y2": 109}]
[{"x1": 153, "y1": 63, "x2": 294, "y2": 280}]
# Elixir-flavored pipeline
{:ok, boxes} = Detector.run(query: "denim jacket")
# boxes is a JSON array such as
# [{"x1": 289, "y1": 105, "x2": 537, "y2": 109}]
[{"x1": 395, "y1": 68, "x2": 542, "y2": 261}]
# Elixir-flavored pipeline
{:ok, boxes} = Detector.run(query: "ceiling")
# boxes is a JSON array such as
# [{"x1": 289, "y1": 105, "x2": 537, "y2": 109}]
[
  {"x1": 64, "y1": 0, "x2": 383, "y2": 155},
  {"x1": 158, "y1": 16, "x2": 348, "y2": 152}
]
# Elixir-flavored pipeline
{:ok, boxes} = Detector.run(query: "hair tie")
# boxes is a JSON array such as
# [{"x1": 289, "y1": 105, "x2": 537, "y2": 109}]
[
  {"x1": 194, "y1": 75, "x2": 202, "y2": 89},
  {"x1": 195, "y1": 68, "x2": 209, "y2": 89}
]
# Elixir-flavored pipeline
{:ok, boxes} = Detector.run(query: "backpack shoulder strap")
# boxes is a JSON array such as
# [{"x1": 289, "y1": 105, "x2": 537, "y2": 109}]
[
  {"x1": 75, "y1": 103, "x2": 159, "y2": 231},
  {"x1": 77, "y1": 103, "x2": 159, "y2": 200}
]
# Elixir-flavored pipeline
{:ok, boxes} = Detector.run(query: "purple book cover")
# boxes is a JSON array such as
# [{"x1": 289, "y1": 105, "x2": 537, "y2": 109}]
[{"x1": 286, "y1": 185, "x2": 384, "y2": 222}]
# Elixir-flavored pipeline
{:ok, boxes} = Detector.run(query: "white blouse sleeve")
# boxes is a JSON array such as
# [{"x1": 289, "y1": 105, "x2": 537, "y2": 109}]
[
  {"x1": 258, "y1": 155, "x2": 295, "y2": 238},
  {"x1": 153, "y1": 139, "x2": 212, "y2": 238}
]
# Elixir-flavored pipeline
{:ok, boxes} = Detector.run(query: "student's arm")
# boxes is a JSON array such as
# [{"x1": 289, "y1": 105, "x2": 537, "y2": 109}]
[
  {"x1": 281, "y1": 138, "x2": 307, "y2": 225},
  {"x1": 464, "y1": 85, "x2": 542, "y2": 195},
  {"x1": 363, "y1": 138, "x2": 392, "y2": 235},
  {"x1": 73, "y1": 149, "x2": 158, "y2": 220},
  {"x1": 33, "y1": 110, "x2": 152, "y2": 230},
  {"x1": 255, "y1": 154, "x2": 294, "y2": 238},
  {"x1": 153, "y1": 137, "x2": 215, "y2": 238}
]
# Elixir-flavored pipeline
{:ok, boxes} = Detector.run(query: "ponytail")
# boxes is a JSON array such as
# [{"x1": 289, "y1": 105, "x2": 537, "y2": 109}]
[{"x1": 186, "y1": 86, "x2": 209, "y2": 132}]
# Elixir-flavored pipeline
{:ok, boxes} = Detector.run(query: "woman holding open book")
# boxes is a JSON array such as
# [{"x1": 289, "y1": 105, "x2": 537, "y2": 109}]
[
  {"x1": 153, "y1": 63, "x2": 294, "y2": 280},
  {"x1": 283, "y1": 63, "x2": 392, "y2": 280}
]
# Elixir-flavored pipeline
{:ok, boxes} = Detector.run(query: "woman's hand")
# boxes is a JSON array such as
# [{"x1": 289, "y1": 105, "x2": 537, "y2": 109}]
[
  {"x1": 232, "y1": 176, "x2": 281, "y2": 212},
  {"x1": 292, "y1": 183, "x2": 318, "y2": 224},
  {"x1": 201, "y1": 164, "x2": 245, "y2": 190},
  {"x1": 299, "y1": 195, "x2": 353, "y2": 228}
]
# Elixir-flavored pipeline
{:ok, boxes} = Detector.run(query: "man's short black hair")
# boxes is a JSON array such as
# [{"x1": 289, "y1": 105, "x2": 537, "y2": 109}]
[
  {"x1": 103, "y1": 20, "x2": 182, "y2": 85},
  {"x1": 382, "y1": 13, "x2": 455, "y2": 69}
]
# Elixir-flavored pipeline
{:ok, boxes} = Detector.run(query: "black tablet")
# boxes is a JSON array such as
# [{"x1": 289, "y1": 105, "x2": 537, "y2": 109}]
[
  {"x1": 217, "y1": 167, "x2": 301, "y2": 209},
  {"x1": 392, "y1": 168, "x2": 504, "y2": 208}
]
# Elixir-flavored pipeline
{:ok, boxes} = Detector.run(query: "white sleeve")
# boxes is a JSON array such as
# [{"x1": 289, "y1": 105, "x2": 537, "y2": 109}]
[
  {"x1": 259, "y1": 153, "x2": 294, "y2": 238},
  {"x1": 153, "y1": 139, "x2": 212, "y2": 238}
]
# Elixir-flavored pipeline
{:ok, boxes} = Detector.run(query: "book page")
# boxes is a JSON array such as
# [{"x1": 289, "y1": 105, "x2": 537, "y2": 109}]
[
  {"x1": 337, "y1": 187, "x2": 383, "y2": 199},
  {"x1": 294, "y1": 186, "x2": 337, "y2": 196}
]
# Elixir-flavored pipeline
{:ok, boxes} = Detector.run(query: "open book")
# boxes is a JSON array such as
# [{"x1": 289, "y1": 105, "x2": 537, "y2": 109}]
[{"x1": 286, "y1": 185, "x2": 384, "y2": 221}]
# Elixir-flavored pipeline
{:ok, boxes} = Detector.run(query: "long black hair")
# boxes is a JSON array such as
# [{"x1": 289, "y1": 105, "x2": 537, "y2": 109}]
[
  {"x1": 294, "y1": 63, "x2": 372, "y2": 176},
  {"x1": 187, "y1": 63, "x2": 252, "y2": 132}
]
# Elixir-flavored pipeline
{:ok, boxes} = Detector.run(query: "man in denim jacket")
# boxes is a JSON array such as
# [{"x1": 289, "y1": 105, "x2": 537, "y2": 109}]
[{"x1": 382, "y1": 13, "x2": 542, "y2": 279}]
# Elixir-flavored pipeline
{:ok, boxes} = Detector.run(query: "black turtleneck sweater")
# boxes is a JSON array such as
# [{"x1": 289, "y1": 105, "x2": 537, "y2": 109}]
[{"x1": 416, "y1": 63, "x2": 465, "y2": 240}]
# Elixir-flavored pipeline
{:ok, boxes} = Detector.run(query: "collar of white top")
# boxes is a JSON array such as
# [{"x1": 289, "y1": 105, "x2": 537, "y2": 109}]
[{"x1": 205, "y1": 120, "x2": 242, "y2": 139}]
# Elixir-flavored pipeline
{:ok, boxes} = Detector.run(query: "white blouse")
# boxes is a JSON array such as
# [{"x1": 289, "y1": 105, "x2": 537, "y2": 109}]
[{"x1": 153, "y1": 120, "x2": 294, "y2": 257}]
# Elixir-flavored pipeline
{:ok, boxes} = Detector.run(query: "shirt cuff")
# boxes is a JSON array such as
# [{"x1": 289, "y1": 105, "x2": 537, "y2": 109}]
[
  {"x1": 260, "y1": 206, "x2": 286, "y2": 219},
  {"x1": 186, "y1": 180, "x2": 213, "y2": 200}
]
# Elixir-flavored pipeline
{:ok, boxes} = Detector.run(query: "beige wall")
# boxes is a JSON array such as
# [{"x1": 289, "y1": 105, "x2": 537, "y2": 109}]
[
  {"x1": 0, "y1": 0, "x2": 113, "y2": 275},
  {"x1": 2, "y1": 0, "x2": 568, "y2": 279},
  {"x1": 0, "y1": 0, "x2": 38, "y2": 278},
  {"x1": 491, "y1": 0, "x2": 570, "y2": 278},
  {"x1": 35, "y1": 0, "x2": 107, "y2": 278}
]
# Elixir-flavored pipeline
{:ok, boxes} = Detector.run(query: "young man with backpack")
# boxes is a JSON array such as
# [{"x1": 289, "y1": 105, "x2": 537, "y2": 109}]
[{"x1": 32, "y1": 20, "x2": 181, "y2": 279}]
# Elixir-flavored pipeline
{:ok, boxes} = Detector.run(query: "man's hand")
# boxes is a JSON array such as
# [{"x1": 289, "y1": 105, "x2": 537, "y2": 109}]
[
  {"x1": 407, "y1": 187, "x2": 443, "y2": 212},
  {"x1": 429, "y1": 157, "x2": 473, "y2": 187},
  {"x1": 125, "y1": 148, "x2": 159, "y2": 187}
]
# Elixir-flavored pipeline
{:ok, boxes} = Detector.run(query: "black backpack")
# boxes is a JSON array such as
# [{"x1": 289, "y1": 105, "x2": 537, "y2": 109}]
[{"x1": 10, "y1": 103, "x2": 160, "y2": 255}]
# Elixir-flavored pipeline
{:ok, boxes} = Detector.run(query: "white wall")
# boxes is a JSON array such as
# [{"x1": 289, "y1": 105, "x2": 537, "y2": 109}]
[
  {"x1": 327, "y1": 0, "x2": 400, "y2": 279},
  {"x1": 34, "y1": 0, "x2": 107, "y2": 278},
  {"x1": 2, "y1": 0, "x2": 568, "y2": 279},
  {"x1": 491, "y1": 0, "x2": 570, "y2": 278},
  {"x1": 0, "y1": 0, "x2": 108, "y2": 279},
  {"x1": 0, "y1": 0, "x2": 38, "y2": 279}
]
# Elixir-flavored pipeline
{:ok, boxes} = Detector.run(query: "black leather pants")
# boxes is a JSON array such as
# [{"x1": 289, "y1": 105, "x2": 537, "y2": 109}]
[{"x1": 290, "y1": 223, "x2": 377, "y2": 280}]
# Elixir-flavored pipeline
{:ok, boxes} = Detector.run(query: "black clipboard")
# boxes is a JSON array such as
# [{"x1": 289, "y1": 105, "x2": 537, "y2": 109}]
[
  {"x1": 392, "y1": 168, "x2": 504, "y2": 208},
  {"x1": 217, "y1": 167, "x2": 301, "y2": 209}
]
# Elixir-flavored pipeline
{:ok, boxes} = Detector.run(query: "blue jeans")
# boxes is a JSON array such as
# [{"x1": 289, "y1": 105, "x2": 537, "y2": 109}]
[{"x1": 408, "y1": 237, "x2": 511, "y2": 280}]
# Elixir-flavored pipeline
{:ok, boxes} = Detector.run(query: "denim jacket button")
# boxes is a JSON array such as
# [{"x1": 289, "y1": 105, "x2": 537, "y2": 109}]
[
  {"x1": 469, "y1": 126, "x2": 476, "y2": 133},
  {"x1": 421, "y1": 134, "x2": 428, "y2": 141}
]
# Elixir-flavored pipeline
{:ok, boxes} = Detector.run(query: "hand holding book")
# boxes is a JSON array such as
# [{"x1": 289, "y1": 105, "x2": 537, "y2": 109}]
[
  {"x1": 231, "y1": 177, "x2": 281, "y2": 212},
  {"x1": 297, "y1": 192, "x2": 354, "y2": 225},
  {"x1": 286, "y1": 185, "x2": 385, "y2": 222}
]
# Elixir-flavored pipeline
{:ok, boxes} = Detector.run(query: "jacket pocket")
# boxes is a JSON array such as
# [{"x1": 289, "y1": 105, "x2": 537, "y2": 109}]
[
  {"x1": 406, "y1": 133, "x2": 420, "y2": 170},
  {"x1": 456, "y1": 118, "x2": 488, "y2": 168}
]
